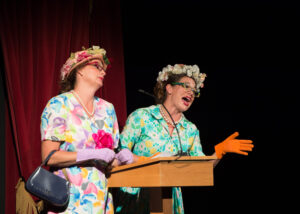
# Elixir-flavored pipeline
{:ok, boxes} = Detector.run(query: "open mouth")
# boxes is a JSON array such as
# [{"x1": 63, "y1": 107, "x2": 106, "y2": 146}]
[{"x1": 182, "y1": 96, "x2": 192, "y2": 106}]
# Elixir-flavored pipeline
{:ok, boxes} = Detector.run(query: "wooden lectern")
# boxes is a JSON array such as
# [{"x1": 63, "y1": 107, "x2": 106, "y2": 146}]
[{"x1": 108, "y1": 156, "x2": 216, "y2": 214}]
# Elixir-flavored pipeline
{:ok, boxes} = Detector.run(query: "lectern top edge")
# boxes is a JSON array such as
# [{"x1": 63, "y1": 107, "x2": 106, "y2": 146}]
[{"x1": 111, "y1": 155, "x2": 217, "y2": 173}]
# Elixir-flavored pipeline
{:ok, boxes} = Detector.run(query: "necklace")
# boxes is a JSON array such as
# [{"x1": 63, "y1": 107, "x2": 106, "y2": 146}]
[
  {"x1": 159, "y1": 105, "x2": 182, "y2": 127},
  {"x1": 72, "y1": 90, "x2": 95, "y2": 118}
]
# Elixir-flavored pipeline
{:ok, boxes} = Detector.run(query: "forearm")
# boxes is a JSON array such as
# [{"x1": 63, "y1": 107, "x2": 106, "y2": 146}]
[
  {"x1": 112, "y1": 153, "x2": 146, "y2": 167},
  {"x1": 46, "y1": 150, "x2": 77, "y2": 167},
  {"x1": 42, "y1": 140, "x2": 77, "y2": 167},
  {"x1": 211, "y1": 152, "x2": 220, "y2": 168}
]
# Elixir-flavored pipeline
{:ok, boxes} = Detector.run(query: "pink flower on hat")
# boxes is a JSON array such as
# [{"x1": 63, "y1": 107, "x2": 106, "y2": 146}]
[
  {"x1": 60, "y1": 46, "x2": 110, "y2": 80},
  {"x1": 92, "y1": 130, "x2": 114, "y2": 150},
  {"x1": 76, "y1": 51, "x2": 91, "y2": 62}
]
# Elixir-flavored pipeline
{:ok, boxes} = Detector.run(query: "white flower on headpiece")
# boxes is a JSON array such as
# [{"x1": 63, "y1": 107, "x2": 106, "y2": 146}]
[
  {"x1": 156, "y1": 64, "x2": 206, "y2": 90},
  {"x1": 92, "y1": 46, "x2": 100, "y2": 50}
]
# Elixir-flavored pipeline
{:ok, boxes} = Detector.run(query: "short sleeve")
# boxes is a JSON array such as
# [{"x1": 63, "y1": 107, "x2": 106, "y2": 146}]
[{"x1": 40, "y1": 96, "x2": 67, "y2": 142}]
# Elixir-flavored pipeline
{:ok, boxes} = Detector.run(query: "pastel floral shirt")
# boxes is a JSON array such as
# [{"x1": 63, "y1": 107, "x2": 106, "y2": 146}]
[
  {"x1": 116, "y1": 105, "x2": 205, "y2": 214},
  {"x1": 41, "y1": 91, "x2": 119, "y2": 214}
]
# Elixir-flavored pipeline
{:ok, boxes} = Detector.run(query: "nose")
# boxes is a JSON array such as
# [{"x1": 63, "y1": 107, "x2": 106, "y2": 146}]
[
  {"x1": 100, "y1": 69, "x2": 106, "y2": 76},
  {"x1": 187, "y1": 89, "x2": 195, "y2": 98}
]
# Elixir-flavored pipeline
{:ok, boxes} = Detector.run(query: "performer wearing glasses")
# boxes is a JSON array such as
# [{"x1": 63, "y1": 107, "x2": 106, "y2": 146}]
[
  {"x1": 114, "y1": 64, "x2": 254, "y2": 214},
  {"x1": 40, "y1": 46, "x2": 130, "y2": 213}
]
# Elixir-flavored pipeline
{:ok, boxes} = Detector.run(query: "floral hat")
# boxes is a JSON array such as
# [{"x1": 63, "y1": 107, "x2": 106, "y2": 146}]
[
  {"x1": 157, "y1": 64, "x2": 207, "y2": 90},
  {"x1": 60, "y1": 46, "x2": 110, "y2": 80}
]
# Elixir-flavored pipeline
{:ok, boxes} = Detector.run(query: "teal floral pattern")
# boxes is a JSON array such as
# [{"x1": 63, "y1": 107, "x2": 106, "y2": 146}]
[
  {"x1": 116, "y1": 105, "x2": 205, "y2": 214},
  {"x1": 41, "y1": 91, "x2": 119, "y2": 214}
]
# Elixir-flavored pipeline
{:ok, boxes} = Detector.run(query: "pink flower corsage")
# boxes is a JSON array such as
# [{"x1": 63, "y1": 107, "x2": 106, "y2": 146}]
[{"x1": 92, "y1": 130, "x2": 114, "y2": 149}]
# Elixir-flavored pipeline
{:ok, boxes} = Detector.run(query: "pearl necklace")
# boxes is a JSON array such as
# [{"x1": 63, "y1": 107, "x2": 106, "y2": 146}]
[
  {"x1": 72, "y1": 90, "x2": 95, "y2": 118},
  {"x1": 159, "y1": 105, "x2": 182, "y2": 128}
]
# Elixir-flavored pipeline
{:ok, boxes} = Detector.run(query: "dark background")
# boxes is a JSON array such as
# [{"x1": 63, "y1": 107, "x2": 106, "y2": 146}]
[
  {"x1": 0, "y1": 0, "x2": 296, "y2": 213},
  {"x1": 119, "y1": 0, "x2": 295, "y2": 213}
]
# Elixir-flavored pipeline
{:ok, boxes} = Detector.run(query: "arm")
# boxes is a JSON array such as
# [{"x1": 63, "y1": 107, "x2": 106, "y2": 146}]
[
  {"x1": 187, "y1": 129, "x2": 221, "y2": 167},
  {"x1": 114, "y1": 110, "x2": 145, "y2": 165},
  {"x1": 41, "y1": 96, "x2": 115, "y2": 167},
  {"x1": 40, "y1": 97, "x2": 76, "y2": 167},
  {"x1": 210, "y1": 132, "x2": 254, "y2": 167},
  {"x1": 41, "y1": 140, "x2": 115, "y2": 167},
  {"x1": 211, "y1": 153, "x2": 221, "y2": 167},
  {"x1": 41, "y1": 140, "x2": 77, "y2": 167},
  {"x1": 42, "y1": 140, "x2": 115, "y2": 167},
  {"x1": 214, "y1": 132, "x2": 254, "y2": 159}
]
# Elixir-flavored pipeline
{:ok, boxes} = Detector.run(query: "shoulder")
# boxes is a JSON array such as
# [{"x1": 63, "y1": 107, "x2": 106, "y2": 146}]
[
  {"x1": 94, "y1": 96, "x2": 115, "y2": 109},
  {"x1": 41, "y1": 93, "x2": 72, "y2": 120},
  {"x1": 94, "y1": 97, "x2": 117, "y2": 118},
  {"x1": 47, "y1": 92, "x2": 71, "y2": 105},
  {"x1": 128, "y1": 105, "x2": 158, "y2": 118},
  {"x1": 44, "y1": 92, "x2": 72, "y2": 112}
]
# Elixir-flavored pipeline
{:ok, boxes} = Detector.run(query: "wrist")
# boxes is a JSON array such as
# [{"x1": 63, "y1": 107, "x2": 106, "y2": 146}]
[
  {"x1": 137, "y1": 156, "x2": 150, "y2": 162},
  {"x1": 214, "y1": 143, "x2": 225, "y2": 159},
  {"x1": 116, "y1": 149, "x2": 134, "y2": 165}
]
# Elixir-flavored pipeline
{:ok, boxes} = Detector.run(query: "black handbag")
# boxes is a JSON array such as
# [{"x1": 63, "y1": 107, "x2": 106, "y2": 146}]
[{"x1": 25, "y1": 150, "x2": 70, "y2": 207}]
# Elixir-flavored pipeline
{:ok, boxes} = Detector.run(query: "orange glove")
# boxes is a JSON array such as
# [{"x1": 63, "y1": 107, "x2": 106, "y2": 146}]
[
  {"x1": 214, "y1": 132, "x2": 254, "y2": 159},
  {"x1": 137, "y1": 153, "x2": 160, "y2": 162}
]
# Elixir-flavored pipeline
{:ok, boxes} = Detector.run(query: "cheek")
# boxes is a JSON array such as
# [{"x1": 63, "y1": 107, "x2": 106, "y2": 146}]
[
  {"x1": 91, "y1": 69, "x2": 100, "y2": 76},
  {"x1": 174, "y1": 91, "x2": 184, "y2": 101}
]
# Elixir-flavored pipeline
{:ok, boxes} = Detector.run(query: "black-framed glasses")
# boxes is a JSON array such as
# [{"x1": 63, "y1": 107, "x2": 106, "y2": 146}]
[
  {"x1": 171, "y1": 82, "x2": 200, "y2": 97},
  {"x1": 86, "y1": 61, "x2": 105, "y2": 71}
]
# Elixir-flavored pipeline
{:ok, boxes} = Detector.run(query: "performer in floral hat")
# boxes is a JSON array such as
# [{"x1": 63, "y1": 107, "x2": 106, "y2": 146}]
[
  {"x1": 115, "y1": 64, "x2": 254, "y2": 214},
  {"x1": 40, "y1": 46, "x2": 132, "y2": 213}
]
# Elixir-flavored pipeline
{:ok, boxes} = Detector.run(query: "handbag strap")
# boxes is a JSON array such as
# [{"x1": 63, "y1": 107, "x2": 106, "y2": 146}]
[
  {"x1": 42, "y1": 150, "x2": 70, "y2": 182},
  {"x1": 41, "y1": 150, "x2": 57, "y2": 166}
]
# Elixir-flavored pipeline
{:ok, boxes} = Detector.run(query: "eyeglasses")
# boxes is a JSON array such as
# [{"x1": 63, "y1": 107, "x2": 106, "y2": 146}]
[
  {"x1": 86, "y1": 61, "x2": 105, "y2": 71},
  {"x1": 171, "y1": 82, "x2": 200, "y2": 97}
]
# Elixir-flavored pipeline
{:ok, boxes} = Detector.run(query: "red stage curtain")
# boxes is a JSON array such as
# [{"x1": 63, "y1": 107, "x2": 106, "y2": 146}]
[
  {"x1": 0, "y1": 0, "x2": 126, "y2": 213},
  {"x1": 90, "y1": 0, "x2": 128, "y2": 129}
]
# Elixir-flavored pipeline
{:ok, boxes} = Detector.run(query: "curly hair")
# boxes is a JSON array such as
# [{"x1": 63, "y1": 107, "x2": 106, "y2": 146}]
[{"x1": 153, "y1": 73, "x2": 196, "y2": 104}]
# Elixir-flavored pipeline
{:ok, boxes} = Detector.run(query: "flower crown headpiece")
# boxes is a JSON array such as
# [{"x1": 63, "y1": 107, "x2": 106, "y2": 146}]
[
  {"x1": 157, "y1": 64, "x2": 207, "y2": 89},
  {"x1": 60, "y1": 46, "x2": 110, "y2": 80}
]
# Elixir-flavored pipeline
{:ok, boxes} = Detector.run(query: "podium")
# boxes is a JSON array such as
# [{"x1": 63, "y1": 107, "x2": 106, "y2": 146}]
[{"x1": 108, "y1": 156, "x2": 216, "y2": 214}]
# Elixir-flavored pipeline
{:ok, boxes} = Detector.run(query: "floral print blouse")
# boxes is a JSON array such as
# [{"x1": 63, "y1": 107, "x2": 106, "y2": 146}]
[
  {"x1": 41, "y1": 91, "x2": 119, "y2": 214},
  {"x1": 116, "y1": 105, "x2": 205, "y2": 214}
]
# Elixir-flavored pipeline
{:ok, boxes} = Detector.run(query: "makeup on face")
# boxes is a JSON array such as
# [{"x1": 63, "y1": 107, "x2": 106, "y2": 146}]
[{"x1": 172, "y1": 77, "x2": 197, "y2": 109}]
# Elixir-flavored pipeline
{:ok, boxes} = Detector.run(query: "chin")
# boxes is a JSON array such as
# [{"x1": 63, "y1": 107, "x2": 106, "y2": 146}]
[
  {"x1": 97, "y1": 81, "x2": 104, "y2": 87},
  {"x1": 94, "y1": 83, "x2": 103, "y2": 90},
  {"x1": 178, "y1": 104, "x2": 190, "y2": 113}
]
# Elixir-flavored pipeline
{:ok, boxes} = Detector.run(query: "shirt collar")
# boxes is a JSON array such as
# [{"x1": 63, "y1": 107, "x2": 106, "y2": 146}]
[{"x1": 150, "y1": 105, "x2": 188, "y2": 129}]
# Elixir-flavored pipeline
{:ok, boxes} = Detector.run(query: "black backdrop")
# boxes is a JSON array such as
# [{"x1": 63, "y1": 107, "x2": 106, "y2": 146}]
[
  {"x1": 120, "y1": 0, "x2": 296, "y2": 213},
  {"x1": 0, "y1": 0, "x2": 296, "y2": 213}
]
